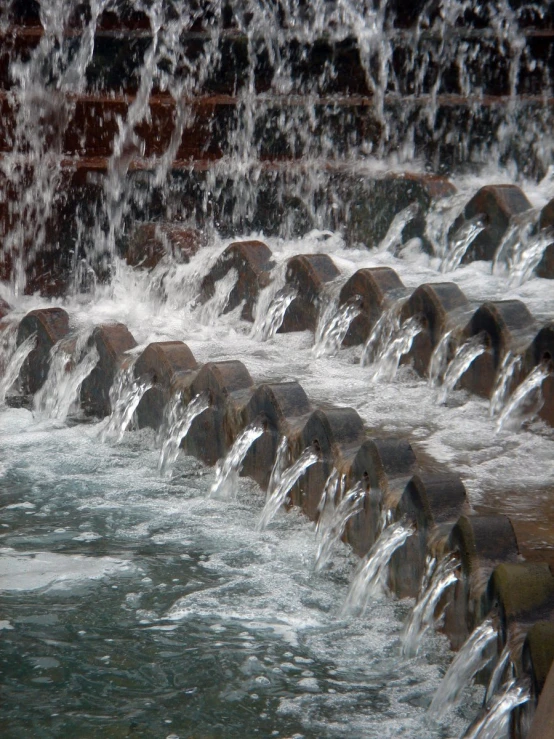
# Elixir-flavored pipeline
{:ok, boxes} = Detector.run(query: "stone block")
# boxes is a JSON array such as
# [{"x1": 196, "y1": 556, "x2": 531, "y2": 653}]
[
  {"x1": 126, "y1": 223, "x2": 206, "y2": 270},
  {"x1": 537, "y1": 198, "x2": 554, "y2": 279},
  {"x1": 280, "y1": 254, "x2": 340, "y2": 333},
  {"x1": 16, "y1": 308, "x2": 70, "y2": 395},
  {"x1": 80, "y1": 323, "x2": 137, "y2": 418},
  {"x1": 200, "y1": 240, "x2": 274, "y2": 321},
  {"x1": 134, "y1": 341, "x2": 198, "y2": 430},
  {"x1": 460, "y1": 300, "x2": 537, "y2": 398},
  {"x1": 450, "y1": 185, "x2": 532, "y2": 263},
  {"x1": 346, "y1": 438, "x2": 418, "y2": 557},
  {"x1": 521, "y1": 321, "x2": 554, "y2": 427},
  {"x1": 242, "y1": 382, "x2": 312, "y2": 490},
  {"x1": 186, "y1": 360, "x2": 254, "y2": 466},
  {"x1": 400, "y1": 282, "x2": 470, "y2": 376},
  {"x1": 390, "y1": 472, "x2": 468, "y2": 598},
  {"x1": 338, "y1": 267, "x2": 406, "y2": 347}
]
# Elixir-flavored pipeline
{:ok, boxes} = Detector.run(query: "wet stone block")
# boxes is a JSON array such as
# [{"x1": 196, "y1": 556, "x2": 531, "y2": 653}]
[
  {"x1": 444, "y1": 514, "x2": 519, "y2": 649},
  {"x1": 80, "y1": 323, "x2": 137, "y2": 418},
  {"x1": 242, "y1": 382, "x2": 312, "y2": 491},
  {"x1": 186, "y1": 360, "x2": 254, "y2": 466},
  {"x1": 16, "y1": 308, "x2": 70, "y2": 395},
  {"x1": 390, "y1": 472, "x2": 468, "y2": 599},
  {"x1": 280, "y1": 254, "x2": 340, "y2": 333},
  {"x1": 200, "y1": 240, "x2": 274, "y2": 322},
  {"x1": 521, "y1": 321, "x2": 554, "y2": 427},
  {"x1": 451, "y1": 185, "x2": 532, "y2": 263},
  {"x1": 134, "y1": 341, "x2": 198, "y2": 430},
  {"x1": 125, "y1": 223, "x2": 206, "y2": 270},
  {"x1": 346, "y1": 438, "x2": 418, "y2": 558},
  {"x1": 460, "y1": 300, "x2": 537, "y2": 399},
  {"x1": 293, "y1": 407, "x2": 366, "y2": 521},
  {"x1": 400, "y1": 282, "x2": 470, "y2": 376},
  {"x1": 537, "y1": 199, "x2": 554, "y2": 279},
  {"x1": 339, "y1": 267, "x2": 406, "y2": 347}
]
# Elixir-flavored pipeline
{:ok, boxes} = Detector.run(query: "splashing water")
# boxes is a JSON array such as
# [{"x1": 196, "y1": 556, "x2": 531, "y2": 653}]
[
  {"x1": 440, "y1": 215, "x2": 486, "y2": 273},
  {"x1": 198, "y1": 269, "x2": 239, "y2": 325},
  {"x1": 368, "y1": 315, "x2": 423, "y2": 383},
  {"x1": 489, "y1": 352, "x2": 522, "y2": 418},
  {"x1": 428, "y1": 329, "x2": 455, "y2": 387},
  {"x1": 342, "y1": 519, "x2": 414, "y2": 616},
  {"x1": 266, "y1": 435, "x2": 290, "y2": 500},
  {"x1": 210, "y1": 422, "x2": 264, "y2": 500},
  {"x1": 257, "y1": 446, "x2": 319, "y2": 530},
  {"x1": 0, "y1": 332, "x2": 36, "y2": 406},
  {"x1": 33, "y1": 333, "x2": 99, "y2": 422},
  {"x1": 361, "y1": 300, "x2": 404, "y2": 366},
  {"x1": 315, "y1": 483, "x2": 365, "y2": 572},
  {"x1": 485, "y1": 645, "x2": 512, "y2": 708},
  {"x1": 315, "y1": 467, "x2": 343, "y2": 536},
  {"x1": 253, "y1": 287, "x2": 297, "y2": 342},
  {"x1": 428, "y1": 618, "x2": 497, "y2": 718},
  {"x1": 158, "y1": 392, "x2": 210, "y2": 478},
  {"x1": 496, "y1": 363, "x2": 551, "y2": 433},
  {"x1": 461, "y1": 678, "x2": 530, "y2": 739},
  {"x1": 438, "y1": 334, "x2": 487, "y2": 403},
  {"x1": 492, "y1": 209, "x2": 538, "y2": 277},
  {"x1": 377, "y1": 202, "x2": 419, "y2": 254},
  {"x1": 313, "y1": 296, "x2": 362, "y2": 358},
  {"x1": 100, "y1": 361, "x2": 152, "y2": 443},
  {"x1": 507, "y1": 227, "x2": 554, "y2": 287},
  {"x1": 402, "y1": 555, "x2": 458, "y2": 657}
]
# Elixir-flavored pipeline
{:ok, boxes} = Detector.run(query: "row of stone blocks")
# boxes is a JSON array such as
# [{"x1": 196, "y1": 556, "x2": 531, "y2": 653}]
[{"x1": 2, "y1": 300, "x2": 554, "y2": 735}]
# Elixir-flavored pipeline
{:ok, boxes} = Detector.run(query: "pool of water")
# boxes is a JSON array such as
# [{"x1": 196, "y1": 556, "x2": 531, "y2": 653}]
[{"x1": 0, "y1": 407, "x2": 483, "y2": 739}]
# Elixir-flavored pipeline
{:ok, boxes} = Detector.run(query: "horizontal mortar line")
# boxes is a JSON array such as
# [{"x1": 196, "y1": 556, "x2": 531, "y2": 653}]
[{"x1": 0, "y1": 90, "x2": 553, "y2": 108}]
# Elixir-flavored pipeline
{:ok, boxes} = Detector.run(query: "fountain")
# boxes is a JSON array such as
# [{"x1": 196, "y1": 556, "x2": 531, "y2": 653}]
[
  {"x1": 158, "y1": 392, "x2": 210, "y2": 477},
  {"x1": 438, "y1": 334, "x2": 488, "y2": 403},
  {"x1": 0, "y1": 331, "x2": 36, "y2": 406},
  {"x1": 210, "y1": 421, "x2": 264, "y2": 500},
  {"x1": 100, "y1": 361, "x2": 152, "y2": 443}
]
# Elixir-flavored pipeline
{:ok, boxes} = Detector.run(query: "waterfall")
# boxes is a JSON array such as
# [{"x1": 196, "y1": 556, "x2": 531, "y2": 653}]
[
  {"x1": 100, "y1": 361, "x2": 152, "y2": 443},
  {"x1": 33, "y1": 333, "x2": 99, "y2": 422},
  {"x1": 461, "y1": 678, "x2": 530, "y2": 739},
  {"x1": 315, "y1": 467, "x2": 343, "y2": 536},
  {"x1": 198, "y1": 269, "x2": 239, "y2": 325},
  {"x1": 428, "y1": 618, "x2": 497, "y2": 717},
  {"x1": 440, "y1": 215, "x2": 486, "y2": 273},
  {"x1": 367, "y1": 315, "x2": 423, "y2": 383},
  {"x1": 266, "y1": 436, "x2": 290, "y2": 500},
  {"x1": 496, "y1": 363, "x2": 551, "y2": 433},
  {"x1": 257, "y1": 446, "x2": 319, "y2": 530},
  {"x1": 210, "y1": 422, "x2": 264, "y2": 500},
  {"x1": 0, "y1": 332, "x2": 36, "y2": 406},
  {"x1": 438, "y1": 334, "x2": 487, "y2": 403},
  {"x1": 428, "y1": 329, "x2": 454, "y2": 387},
  {"x1": 342, "y1": 519, "x2": 414, "y2": 616},
  {"x1": 313, "y1": 296, "x2": 362, "y2": 359},
  {"x1": 507, "y1": 227, "x2": 554, "y2": 287},
  {"x1": 252, "y1": 287, "x2": 297, "y2": 341},
  {"x1": 158, "y1": 392, "x2": 210, "y2": 478},
  {"x1": 315, "y1": 483, "x2": 365, "y2": 572},
  {"x1": 402, "y1": 555, "x2": 458, "y2": 657},
  {"x1": 361, "y1": 301, "x2": 404, "y2": 366},
  {"x1": 485, "y1": 645, "x2": 512, "y2": 708},
  {"x1": 377, "y1": 202, "x2": 419, "y2": 254},
  {"x1": 489, "y1": 353, "x2": 522, "y2": 418}
]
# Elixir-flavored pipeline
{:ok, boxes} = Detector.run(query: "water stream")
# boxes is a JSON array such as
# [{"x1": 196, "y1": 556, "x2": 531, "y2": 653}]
[
  {"x1": 313, "y1": 296, "x2": 362, "y2": 359},
  {"x1": 0, "y1": 332, "x2": 36, "y2": 406},
  {"x1": 438, "y1": 334, "x2": 487, "y2": 404},
  {"x1": 158, "y1": 392, "x2": 211, "y2": 478},
  {"x1": 462, "y1": 679, "x2": 530, "y2": 739},
  {"x1": 496, "y1": 363, "x2": 551, "y2": 433},
  {"x1": 440, "y1": 216, "x2": 486, "y2": 274},
  {"x1": 315, "y1": 483, "x2": 365, "y2": 572},
  {"x1": 210, "y1": 422, "x2": 264, "y2": 500},
  {"x1": 100, "y1": 361, "x2": 152, "y2": 443}
]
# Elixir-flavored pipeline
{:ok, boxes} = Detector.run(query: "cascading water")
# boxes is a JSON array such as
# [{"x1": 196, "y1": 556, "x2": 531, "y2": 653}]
[
  {"x1": 440, "y1": 215, "x2": 487, "y2": 274},
  {"x1": 377, "y1": 202, "x2": 419, "y2": 254},
  {"x1": 429, "y1": 618, "x2": 497, "y2": 718},
  {"x1": 428, "y1": 329, "x2": 454, "y2": 388},
  {"x1": 438, "y1": 333, "x2": 487, "y2": 403},
  {"x1": 313, "y1": 296, "x2": 362, "y2": 359},
  {"x1": 489, "y1": 352, "x2": 522, "y2": 418},
  {"x1": 367, "y1": 315, "x2": 423, "y2": 383},
  {"x1": 209, "y1": 421, "x2": 264, "y2": 500},
  {"x1": 315, "y1": 482, "x2": 365, "y2": 572},
  {"x1": 0, "y1": 331, "x2": 36, "y2": 406},
  {"x1": 158, "y1": 392, "x2": 210, "y2": 478},
  {"x1": 257, "y1": 446, "x2": 319, "y2": 530},
  {"x1": 485, "y1": 645, "x2": 512, "y2": 708},
  {"x1": 402, "y1": 554, "x2": 458, "y2": 657},
  {"x1": 314, "y1": 467, "x2": 343, "y2": 536},
  {"x1": 253, "y1": 287, "x2": 298, "y2": 342},
  {"x1": 507, "y1": 227, "x2": 554, "y2": 287},
  {"x1": 100, "y1": 360, "x2": 152, "y2": 443},
  {"x1": 342, "y1": 519, "x2": 414, "y2": 616},
  {"x1": 496, "y1": 363, "x2": 551, "y2": 433},
  {"x1": 198, "y1": 269, "x2": 239, "y2": 325},
  {"x1": 461, "y1": 679, "x2": 530, "y2": 739}
]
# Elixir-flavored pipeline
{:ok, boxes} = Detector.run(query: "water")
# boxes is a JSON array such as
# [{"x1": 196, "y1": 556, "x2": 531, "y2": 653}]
[
  {"x1": 342, "y1": 520, "x2": 414, "y2": 617},
  {"x1": 484, "y1": 645, "x2": 512, "y2": 708},
  {"x1": 313, "y1": 296, "x2": 362, "y2": 359},
  {"x1": 210, "y1": 422, "x2": 264, "y2": 500},
  {"x1": 315, "y1": 467, "x2": 344, "y2": 536},
  {"x1": 158, "y1": 392, "x2": 211, "y2": 478},
  {"x1": 266, "y1": 435, "x2": 290, "y2": 501},
  {"x1": 438, "y1": 334, "x2": 487, "y2": 404},
  {"x1": 0, "y1": 331, "x2": 36, "y2": 406},
  {"x1": 198, "y1": 269, "x2": 239, "y2": 325},
  {"x1": 489, "y1": 352, "x2": 522, "y2": 418},
  {"x1": 496, "y1": 363, "x2": 551, "y2": 433},
  {"x1": 440, "y1": 215, "x2": 487, "y2": 274},
  {"x1": 257, "y1": 446, "x2": 319, "y2": 530},
  {"x1": 100, "y1": 361, "x2": 152, "y2": 443},
  {"x1": 33, "y1": 333, "x2": 99, "y2": 423},
  {"x1": 507, "y1": 227, "x2": 554, "y2": 287},
  {"x1": 253, "y1": 287, "x2": 298, "y2": 342},
  {"x1": 315, "y1": 483, "x2": 365, "y2": 572},
  {"x1": 429, "y1": 618, "x2": 497, "y2": 718},
  {"x1": 402, "y1": 555, "x2": 458, "y2": 657},
  {"x1": 368, "y1": 315, "x2": 423, "y2": 383},
  {"x1": 428, "y1": 329, "x2": 455, "y2": 388},
  {"x1": 462, "y1": 679, "x2": 530, "y2": 739},
  {"x1": 377, "y1": 203, "x2": 419, "y2": 255}
]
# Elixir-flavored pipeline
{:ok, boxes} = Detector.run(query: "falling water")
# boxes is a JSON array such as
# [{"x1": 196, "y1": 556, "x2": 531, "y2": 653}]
[
  {"x1": 438, "y1": 334, "x2": 487, "y2": 403},
  {"x1": 210, "y1": 422, "x2": 264, "y2": 500},
  {"x1": 489, "y1": 353, "x2": 522, "y2": 418},
  {"x1": 313, "y1": 296, "x2": 362, "y2": 359},
  {"x1": 496, "y1": 363, "x2": 551, "y2": 433},
  {"x1": 507, "y1": 227, "x2": 554, "y2": 287},
  {"x1": 252, "y1": 287, "x2": 297, "y2": 342},
  {"x1": 440, "y1": 215, "x2": 486, "y2": 274},
  {"x1": 402, "y1": 555, "x2": 458, "y2": 657},
  {"x1": 428, "y1": 329, "x2": 454, "y2": 387},
  {"x1": 461, "y1": 679, "x2": 530, "y2": 739},
  {"x1": 377, "y1": 202, "x2": 419, "y2": 254},
  {"x1": 257, "y1": 446, "x2": 319, "y2": 530},
  {"x1": 428, "y1": 618, "x2": 497, "y2": 718},
  {"x1": 368, "y1": 315, "x2": 423, "y2": 383},
  {"x1": 361, "y1": 301, "x2": 404, "y2": 366},
  {"x1": 158, "y1": 392, "x2": 210, "y2": 478},
  {"x1": 100, "y1": 361, "x2": 152, "y2": 443},
  {"x1": 484, "y1": 645, "x2": 512, "y2": 708},
  {"x1": 492, "y1": 210, "x2": 539, "y2": 277},
  {"x1": 0, "y1": 332, "x2": 36, "y2": 406},
  {"x1": 315, "y1": 467, "x2": 343, "y2": 536},
  {"x1": 33, "y1": 334, "x2": 99, "y2": 422},
  {"x1": 315, "y1": 483, "x2": 365, "y2": 572},
  {"x1": 266, "y1": 435, "x2": 290, "y2": 500},
  {"x1": 198, "y1": 269, "x2": 239, "y2": 325},
  {"x1": 341, "y1": 519, "x2": 414, "y2": 616}
]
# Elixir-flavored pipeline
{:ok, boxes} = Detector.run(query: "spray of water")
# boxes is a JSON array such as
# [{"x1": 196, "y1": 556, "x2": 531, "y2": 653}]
[
  {"x1": 438, "y1": 333, "x2": 487, "y2": 403},
  {"x1": 377, "y1": 202, "x2": 419, "y2": 254},
  {"x1": 440, "y1": 215, "x2": 486, "y2": 273},
  {"x1": 313, "y1": 295, "x2": 362, "y2": 359},
  {"x1": 100, "y1": 360, "x2": 152, "y2": 443},
  {"x1": 496, "y1": 363, "x2": 551, "y2": 433},
  {"x1": 158, "y1": 392, "x2": 210, "y2": 478},
  {"x1": 210, "y1": 421, "x2": 264, "y2": 500},
  {"x1": 368, "y1": 315, "x2": 423, "y2": 383},
  {"x1": 0, "y1": 332, "x2": 36, "y2": 406},
  {"x1": 254, "y1": 287, "x2": 298, "y2": 342},
  {"x1": 461, "y1": 678, "x2": 530, "y2": 739},
  {"x1": 489, "y1": 352, "x2": 522, "y2": 418},
  {"x1": 315, "y1": 482, "x2": 365, "y2": 571}
]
